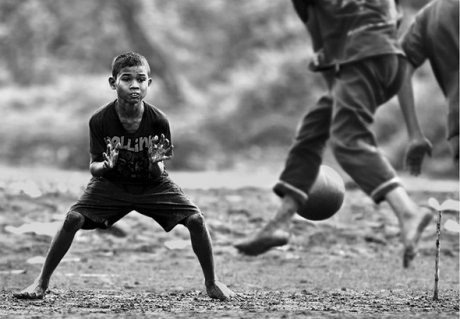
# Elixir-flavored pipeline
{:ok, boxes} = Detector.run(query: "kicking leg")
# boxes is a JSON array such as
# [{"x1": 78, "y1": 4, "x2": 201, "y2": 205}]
[
  {"x1": 13, "y1": 211, "x2": 85, "y2": 299},
  {"x1": 385, "y1": 187, "x2": 433, "y2": 268},
  {"x1": 329, "y1": 57, "x2": 434, "y2": 267},
  {"x1": 234, "y1": 195, "x2": 298, "y2": 255},
  {"x1": 183, "y1": 213, "x2": 234, "y2": 300},
  {"x1": 235, "y1": 88, "x2": 333, "y2": 256}
]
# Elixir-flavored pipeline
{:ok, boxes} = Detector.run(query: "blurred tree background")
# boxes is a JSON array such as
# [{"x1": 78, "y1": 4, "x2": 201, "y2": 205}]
[{"x1": 0, "y1": 0, "x2": 456, "y2": 178}]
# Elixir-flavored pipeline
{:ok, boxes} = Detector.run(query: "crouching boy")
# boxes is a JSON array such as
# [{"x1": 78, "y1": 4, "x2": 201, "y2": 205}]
[{"x1": 14, "y1": 52, "x2": 234, "y2": 301}]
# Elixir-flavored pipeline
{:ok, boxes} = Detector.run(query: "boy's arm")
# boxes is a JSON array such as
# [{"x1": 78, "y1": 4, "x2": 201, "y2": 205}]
[
  {"x1": 147, "y1": 118, "x2": 173, "y2": 176},
  {"x1": 395, "y1": 0, "x2": 403, "y2": 29},
  {"x1": 89, "y1": 139, "x2": 120, "y2": 177},
  {"x1": 88, "y1": 116, "x2": 119, "y2": 177},
  {"x1": 89, "y1": 154, "x2": 109, "y2": 177},
  {"x1": 397, "y1": 62, "x2": 432, "y2": 176}
]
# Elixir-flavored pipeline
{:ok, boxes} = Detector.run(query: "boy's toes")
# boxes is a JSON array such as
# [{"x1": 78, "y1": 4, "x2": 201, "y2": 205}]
[
  {"x1": 13, "y1": 285, "x2": 46, "y2": 299},
  {"x1": 206, "y1": 281, "x2": 235, "y2": 301},
  {"x1": 13, "y1": 291, "x2": 45, "y2": 300}
]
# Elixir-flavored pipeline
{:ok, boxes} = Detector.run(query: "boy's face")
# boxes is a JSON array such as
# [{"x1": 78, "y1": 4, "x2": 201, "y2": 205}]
[{"x1": 109, "y1": 65, "x2": 152, "y2": 105}]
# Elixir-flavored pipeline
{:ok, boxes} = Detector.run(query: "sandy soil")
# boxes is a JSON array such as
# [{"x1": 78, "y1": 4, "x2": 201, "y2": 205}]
[{"x1": 0, "y1": 168, "x2": 459, "y2": 318}]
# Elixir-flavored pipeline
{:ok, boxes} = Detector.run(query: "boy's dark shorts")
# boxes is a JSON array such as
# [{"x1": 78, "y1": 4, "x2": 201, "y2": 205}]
[{"x1": 70, "y1": 176, "x2": 200, "y2": 232}]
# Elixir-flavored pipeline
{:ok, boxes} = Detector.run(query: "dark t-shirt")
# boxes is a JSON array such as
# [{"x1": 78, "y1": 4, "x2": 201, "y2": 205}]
[
  {"x1": 89, "y1": 100, "x2": 172, "y2": 185},
  {"x1": 291, "y1": 0, "x2": 403, "y2": 70},
  {"x1": 401, "y1": 0, "x2": 459, "y2": 138}
]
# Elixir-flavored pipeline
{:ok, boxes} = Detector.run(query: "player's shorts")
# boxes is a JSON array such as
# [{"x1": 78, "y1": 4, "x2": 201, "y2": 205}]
[{"x1": 70, "y1": 175, "x2": 200, "y2": 232}]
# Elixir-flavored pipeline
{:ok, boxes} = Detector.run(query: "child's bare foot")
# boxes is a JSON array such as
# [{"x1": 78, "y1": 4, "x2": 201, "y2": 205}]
[
  {"x1": 234, "y1": 220, "x2": 290, "y2": 256},
  {"x1": 13, "y1": 281, "x2": 48, "y2": 299},
  {"x1": 205, "y1": 281, "x2": 235, "y2": 301},
  {"x1": 402, "y1": 207, "x2": 434, "y2": 268}
]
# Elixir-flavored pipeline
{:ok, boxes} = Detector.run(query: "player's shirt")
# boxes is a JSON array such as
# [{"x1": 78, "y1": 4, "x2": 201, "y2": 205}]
[
  {"x1": 89, "y1": 100, "x2": 172, "y2": 185},
  {"x1": 291, "y1": 0, "x2": 403, "y2": 70},
  {"x1": 401, "y1": 0, "x2": 459, "y2": 138}
]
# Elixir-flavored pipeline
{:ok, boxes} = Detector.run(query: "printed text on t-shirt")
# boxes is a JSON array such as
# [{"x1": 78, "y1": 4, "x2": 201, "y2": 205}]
[{"x1": 106, "y1": 135, "x2": 159, "y2": 152}]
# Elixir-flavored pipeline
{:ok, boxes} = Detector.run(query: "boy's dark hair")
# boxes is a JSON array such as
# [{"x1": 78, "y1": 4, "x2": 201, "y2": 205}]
[{"x1": 111, "y1": 52, "x2": 151, "y2": 78}]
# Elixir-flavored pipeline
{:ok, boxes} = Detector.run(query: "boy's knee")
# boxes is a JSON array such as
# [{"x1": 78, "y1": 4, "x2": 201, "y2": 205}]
[
  {"x1": 330, "y1": 136, "x2": 361, "y2": 173},
  {"x1": 184, "y1": 212, "x2": 205, "y2": 232},
  {"x1": 63, "y1": 211, "x2": 85, "y2": 232}
]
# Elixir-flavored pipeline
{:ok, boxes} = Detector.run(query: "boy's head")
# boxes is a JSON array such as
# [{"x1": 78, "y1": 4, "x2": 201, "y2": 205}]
[
  {"x1": 109, "y1": 52, "x2": 152, "y2": 104},
  {"x1": 111, "y1": 52, "x2": 151, "y2": 79}
]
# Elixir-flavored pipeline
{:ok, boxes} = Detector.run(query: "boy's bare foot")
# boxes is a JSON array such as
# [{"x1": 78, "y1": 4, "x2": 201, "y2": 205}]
[
  {"x1": 235, "y1": 196, "x2": 296, "y2": 256},
  {"x1": 234, "y1": 221, "x2": 290, "y2": 256},
  {"x1": 13, "y1": 282, "x2": 48, "y2": 299},
  {"x1": 205, "y1": 281, "x2": 235, "y2": 301},
  {"x1": 402, "y1": 207, "x2": 434, "y2": 268}
]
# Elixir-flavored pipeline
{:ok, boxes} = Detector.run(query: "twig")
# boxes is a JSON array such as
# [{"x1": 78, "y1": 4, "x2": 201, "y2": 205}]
[{"x1": 433, "y1": 209, "x2": 442, "y2": 301}]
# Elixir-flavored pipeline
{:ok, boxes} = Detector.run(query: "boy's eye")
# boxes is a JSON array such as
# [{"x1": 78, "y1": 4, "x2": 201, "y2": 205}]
[{"x1": 137, "y1": 77, "x2": 146, "y2": 82}]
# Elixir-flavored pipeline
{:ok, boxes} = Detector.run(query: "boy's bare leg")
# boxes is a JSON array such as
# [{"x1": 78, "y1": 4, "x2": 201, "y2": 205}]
[
  {"x1": 234, "y1": 195, "x2": 298, "y2": 255},
  {"x1": 183, "y1": 213, "x2": 235, "y2": 300},
  {"x1": 13, "y1": 211, "x2": 85, "y2": 299},
  {"x1": 385, "y1": 187, "x2": 433, "y2": 268}
]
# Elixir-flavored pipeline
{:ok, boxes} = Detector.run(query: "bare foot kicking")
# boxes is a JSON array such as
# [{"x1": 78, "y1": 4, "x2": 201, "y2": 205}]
[
  {"x1": 402, "y1": 207, "x2": 434, "y2": 268},
  {"x1": 234, "y1": 225, "x2": 289, "y2": 256},
  {"x1": 13, "y1": 282, "x2": 47, "y2": 299},
  {"x1": 206, "y1": 281, "x2": 235, "y2": 301}
]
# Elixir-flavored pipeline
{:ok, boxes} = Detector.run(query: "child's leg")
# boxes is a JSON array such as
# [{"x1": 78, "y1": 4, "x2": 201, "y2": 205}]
[
  {"x1": 234, "y1": 195, "x2": 298, "y2": 255},
  {"x1": 14, "y1": 211, "x2": 85, "y2": 299},
  {"x1": 135, "y1": 177, "x2": 234, "y2": 299},
  {"x1": 330, "y1": 55, "x2": 432, "y2": 267},
  {"x1": 385, "y1": 187, "x2": 433, "y2": 268},
  {"x1": 235, "y1": 84, "x2": 334, "y2": 255},
  {"x1": 182, "y1": 213, "x2": 234, "y2": 300}
]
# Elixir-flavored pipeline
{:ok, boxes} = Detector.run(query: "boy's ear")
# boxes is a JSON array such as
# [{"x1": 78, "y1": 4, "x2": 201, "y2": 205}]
[
  {"x1": 108, "y1": 77, "x2": 116, "y2": 90},
  {"x1": 148, "y1": 78, "x2": 153, "y2": 86}
]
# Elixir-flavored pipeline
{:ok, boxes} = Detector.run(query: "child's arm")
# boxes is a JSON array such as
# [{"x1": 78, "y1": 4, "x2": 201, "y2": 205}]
[
  {"x1": 397, "y1": 62, "x2": 432, "y2": 176},
  {"x1": 89, "y1": 138, "x2": 120, "y2": 177},
  {"x1": 146, "y1": 134, "x2": 173, "y2": 177}
]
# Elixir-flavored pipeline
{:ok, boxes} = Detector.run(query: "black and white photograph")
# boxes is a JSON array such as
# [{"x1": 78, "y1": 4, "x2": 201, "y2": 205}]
[{"x1": 0, "y1": 0, "x2": 459, "y2": 318}]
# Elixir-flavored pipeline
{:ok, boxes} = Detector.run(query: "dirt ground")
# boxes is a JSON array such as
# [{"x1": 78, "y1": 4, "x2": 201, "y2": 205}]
[{"x1": 0, "y1": 168, "x2": 459, "y2": 318}]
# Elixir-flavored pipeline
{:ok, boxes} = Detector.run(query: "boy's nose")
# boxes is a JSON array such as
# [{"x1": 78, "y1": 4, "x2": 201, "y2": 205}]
[{"x1": 130, "y1": 80, "x2": 140, "y2": 88}]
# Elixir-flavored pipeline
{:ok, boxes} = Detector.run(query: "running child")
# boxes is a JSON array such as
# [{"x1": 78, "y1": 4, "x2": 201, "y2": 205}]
[{"x1": 235, "y1": 0, "x2": 433, "y2": 268}]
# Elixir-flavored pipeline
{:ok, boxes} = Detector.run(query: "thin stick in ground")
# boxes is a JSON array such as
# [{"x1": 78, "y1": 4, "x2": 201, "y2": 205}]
[{"x1": 433, "y1": 209, "x2": 442, "y2": 301}]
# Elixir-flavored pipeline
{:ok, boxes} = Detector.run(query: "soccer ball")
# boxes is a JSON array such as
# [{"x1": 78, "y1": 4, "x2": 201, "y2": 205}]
[{"x1": 297, "y1": 165, "x2": 345, "y2": 221}]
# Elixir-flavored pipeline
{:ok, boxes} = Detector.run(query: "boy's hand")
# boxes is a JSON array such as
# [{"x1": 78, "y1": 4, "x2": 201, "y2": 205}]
[
  {"x1": 148, "y1": 134, "x2": 173, "y2": 164},
  {"x1": 103, "y1": 138, "x2": 120, "y2": 170},
  {"x1": 405, "y1": 137, "x2": 432, "y2": 176}
]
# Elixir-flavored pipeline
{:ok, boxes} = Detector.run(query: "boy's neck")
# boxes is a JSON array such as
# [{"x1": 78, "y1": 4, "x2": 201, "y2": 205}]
[{"x1": 116, "y1": 100, "x2": 144, "y2": 119}]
